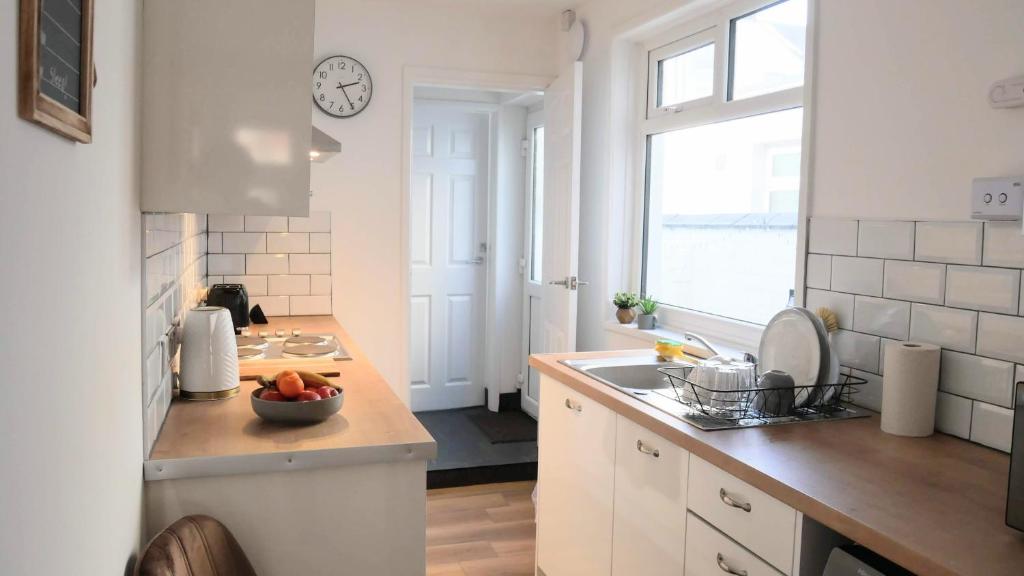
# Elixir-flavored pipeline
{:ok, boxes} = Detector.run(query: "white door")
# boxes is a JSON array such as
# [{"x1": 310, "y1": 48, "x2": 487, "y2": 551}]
[
  {"x1": 540, "y1": 62, "x2": 583, "y2": 356},
  {"x1": 520, "y1": 110, "x2": 545, "y2": 418},
  {"x1": 409, "y1": 103, "x2": 490, "y2": 412}
]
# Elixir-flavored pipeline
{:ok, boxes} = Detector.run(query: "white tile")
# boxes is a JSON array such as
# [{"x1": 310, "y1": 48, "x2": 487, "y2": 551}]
[
  {"x1": 244, "y1": 215, "x2": 288, "y2": 232},
  {"x1": 983, "y1": 222, "x2": 1024, "y2": 268},
  {"x1": 267, "y1": 232, "x2": 310, "y2": 254},
  {"x1": 914, "y1": 221, "x2": 982, "y2": 265},
  {"x1": 290, "y1": 253, "x2": 331, "y2": 275},
  {"x1": 945, "y1": 265, "x2": 1020, "y2": 314},
  {"x1": 883, "y1": 261, "x2": 946, "y2": 305},
  {"x1": 223, "y1": 275, "x2": 268, "y2": 297},
  {"x1": 805, "y1": 289, "x2": 854, "y2": 329},
  {"x1": 309, "y1": 233, "x2": 331, "y2": 253},
  {"x1": 208, "y1": 254, "x2": 245, "y2": 276},
  {"x1": 853, "y1": 296, "x2": 910, "y2": 340},
  {"x1": 977, "y1": 313, "x2": 1024, "y2": 364},
  {"x1": 909, "y1": 303, "x2": 978, "y2": 354},
  {"x1": 939, "y1": 350, "x2": 1014, "y2": 407},
  {"x1": 207, "y1": 232, "x2": 222, "y2": 254},
  {"x1": 830, "y1": 256, "x2": 883, "y2": 297},
  {"x1": 208, "y1": 214, "x2": 244, "y2": 232},
  {"x1": 970, "y1": 402, "x2": 1014, "y2": 452},
  {"x1": 207, "y1": 275, "x2": 223, "y2": 286},
  {"x1": 833, "y1": 330, "x2": 880, "y2": 373},
  {"x1": 849, "y1": 369, "x2": 882, "y2": 412},
  {"x1": 221, "y1": 232, "x2": 267, "y2": 254},
  {"x1": 268, "y1": 275, "x2": 310, "y2": 296},
  {"x1": 144, "y1": 344, "x2": 164, "y2": 406},
  {"x1": 310, "y1": 275, "x2": 332, "y2": 295},
  {"x1": 857, "y1": 220, "x2": 914, "y2": 260},
  {"x1": 290, "y1": 295, "x2": 332, "y2": 315},
  {"x1": 805, "y1": 255, "x2": 831, "y2": 290},
  {"x1": 808, "y1": 218, "x2": 858, "y2": 256},
  {"x1": 934, "y1": 392, "x2": 972, "y2": 439},
  {"x1": 250, "y1": 295, "x2": 290, "y2": 317},
  {"x1": 246, "y1": 254, "x2": 289, "y2": 275},
  {"x1": 289, "y1": 211, "x2": 331, "y2": 233}
]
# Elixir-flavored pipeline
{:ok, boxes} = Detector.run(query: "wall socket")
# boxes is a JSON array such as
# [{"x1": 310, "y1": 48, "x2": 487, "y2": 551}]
[{"x1": 971, "y1": 177, "x2": 1024, "y2": 221}]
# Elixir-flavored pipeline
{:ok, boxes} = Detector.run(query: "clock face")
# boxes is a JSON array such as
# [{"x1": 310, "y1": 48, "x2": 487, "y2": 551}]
[{"x1": 312, "y1": 56, "x2": 373, "y2": 118}]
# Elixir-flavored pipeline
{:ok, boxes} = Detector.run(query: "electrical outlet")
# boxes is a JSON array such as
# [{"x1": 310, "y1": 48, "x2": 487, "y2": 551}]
[{"x1": 971, "y1": 177, "x2": 1024, "y2": 221}]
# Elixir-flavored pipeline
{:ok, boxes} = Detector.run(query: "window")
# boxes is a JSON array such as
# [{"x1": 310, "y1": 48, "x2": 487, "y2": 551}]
[
  {"x1": 529, "y1": 126, "x2": 545, "y2": 283},
  {"x1": 638, "y1": 0, "x2": 808, "y2": 329}
]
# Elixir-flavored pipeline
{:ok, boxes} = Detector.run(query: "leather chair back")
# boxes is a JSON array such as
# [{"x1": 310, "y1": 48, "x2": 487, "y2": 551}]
[{"x1": 135, "y1": 515, "x2": 257, "y2": 576}]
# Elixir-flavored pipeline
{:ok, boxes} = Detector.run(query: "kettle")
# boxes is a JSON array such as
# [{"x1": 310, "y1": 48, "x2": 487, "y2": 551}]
[
  {"x1": 179, "y1": 306, "x2": 240, "y2": 400},
  {"x1": 206, "y1": 284, "x2": 250, "y2": 330}
]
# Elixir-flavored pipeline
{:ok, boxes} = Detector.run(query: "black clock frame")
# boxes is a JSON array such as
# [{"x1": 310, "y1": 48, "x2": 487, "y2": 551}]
[{"x1": 312, "y1": 55, "x2": 373, "y2": 119}]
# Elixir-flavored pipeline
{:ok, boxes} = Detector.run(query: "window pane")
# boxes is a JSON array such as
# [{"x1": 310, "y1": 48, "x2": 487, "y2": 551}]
[
  {"x1": 529, "y1": 126, "x2": 545, "y2": 283},
  {"x1": 659, "y1": 43, "x2": 715, "y2": 108},
  {"x1": 730, "y1": 0, "x2": 807, "y2": 100},
  {"x1": 643, "y1": 108, "x2": 802, "y2": 325}
]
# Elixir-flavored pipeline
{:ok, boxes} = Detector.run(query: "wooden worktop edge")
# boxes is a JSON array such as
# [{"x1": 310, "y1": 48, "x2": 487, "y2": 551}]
[{"x1": 529, "y1": 353, "x2": 958, "y2": 576}]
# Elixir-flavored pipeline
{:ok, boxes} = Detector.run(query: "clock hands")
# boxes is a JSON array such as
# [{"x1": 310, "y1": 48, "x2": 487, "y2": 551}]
[{"x1": 336, "y1": 81, "x2": 359, "y2": 110}]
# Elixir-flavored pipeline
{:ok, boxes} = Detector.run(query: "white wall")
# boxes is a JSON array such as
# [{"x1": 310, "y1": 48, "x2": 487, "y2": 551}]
[
  {"x1": 311, "y1": 0, "x2": 561, "y2": 402},
  {"x1": 811, "y1": 0, "x2": 1024, "y2": 220},
  {"x1": 0, "y1": 0, "x2": 143, "y2": 573}
]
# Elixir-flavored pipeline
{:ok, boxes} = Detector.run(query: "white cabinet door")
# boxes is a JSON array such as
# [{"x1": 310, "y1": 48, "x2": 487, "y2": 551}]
[
  {"x1": 142, "y1": 0, "x2": 314, "y2": 216},
  {"x1": 537, "y1": 374, "x2": 616, "y2": 576},
  {"x1": 685, "y1": 513, "x2": 784, "y2": 576},
  {"x1": 612, "y1": 416, "x2": 688, "y2": 576}
]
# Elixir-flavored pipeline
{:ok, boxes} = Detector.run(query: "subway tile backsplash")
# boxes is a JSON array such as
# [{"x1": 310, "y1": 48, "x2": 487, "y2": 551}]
[
  {"x1": 207, "y1": 212, "x2": 333, "y2": 316},
  {"x1": 807, "y1": 217, "x2": 1024, "y2": 453}
]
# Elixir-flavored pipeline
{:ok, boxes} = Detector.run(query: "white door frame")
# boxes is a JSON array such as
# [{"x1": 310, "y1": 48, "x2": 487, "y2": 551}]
[
  {"x1": 520, "y1": 109, "x2": 544, "y2": 419},
  {"x1": 400, "y1": 67, "x2": 553, "y2": 409}
]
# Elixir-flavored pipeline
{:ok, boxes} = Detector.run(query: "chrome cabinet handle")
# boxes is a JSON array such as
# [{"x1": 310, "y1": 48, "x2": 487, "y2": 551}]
[
  {"x1": 716, "y1": 553, "x2": 747, "y2": 576},
  {"x1": 564, "y1": 398, "x2": 582, "y2": 412},
  {"x1": 719, "y1": 488, "x2": 752, "y2": 512},
  {"x1": 636, "y1": 440, "x2": 660, "y2": 458}
]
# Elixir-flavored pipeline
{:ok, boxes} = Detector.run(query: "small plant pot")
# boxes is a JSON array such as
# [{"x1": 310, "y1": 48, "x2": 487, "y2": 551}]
[
  {"x1": 615, "y1": 308, "x2": 636, "y2": 324},
  {"x1": 637, "y1": 314, "x2": 657, "y2": 330}
]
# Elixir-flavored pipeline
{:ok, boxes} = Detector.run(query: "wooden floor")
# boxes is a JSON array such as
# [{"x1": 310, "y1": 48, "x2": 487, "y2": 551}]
[{"x1": 426, "y1": 481, "x2": 537, "y2": 575}]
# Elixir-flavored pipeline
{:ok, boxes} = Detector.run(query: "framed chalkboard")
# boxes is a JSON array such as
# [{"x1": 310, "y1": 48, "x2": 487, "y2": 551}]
[{"x1": 18, "y1": 0, "x2": 95, "y2": 143}]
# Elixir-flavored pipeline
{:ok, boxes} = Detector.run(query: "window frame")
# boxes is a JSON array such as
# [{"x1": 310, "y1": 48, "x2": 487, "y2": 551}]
[{"x1": 629, "y1": 0, "x2": 814, "y2": 351}]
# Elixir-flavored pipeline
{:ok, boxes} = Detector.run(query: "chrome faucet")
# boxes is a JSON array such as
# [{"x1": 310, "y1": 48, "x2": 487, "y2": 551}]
[{"x1": 683, "y1": 332, "x2": 720, "y2": 357}]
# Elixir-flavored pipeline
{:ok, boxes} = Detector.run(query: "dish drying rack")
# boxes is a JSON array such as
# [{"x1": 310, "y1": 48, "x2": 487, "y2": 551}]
[{"x1": 657, "y1": 365, "x2": 867, "y2": 424}]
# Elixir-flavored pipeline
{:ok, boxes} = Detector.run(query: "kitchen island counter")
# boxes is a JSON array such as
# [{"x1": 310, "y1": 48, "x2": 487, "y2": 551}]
[{"x1": 145, "y1": 315, "x2": 435, "y2": 480}]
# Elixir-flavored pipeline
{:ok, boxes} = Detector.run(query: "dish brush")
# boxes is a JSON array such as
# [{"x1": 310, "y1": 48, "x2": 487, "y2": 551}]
[{"x1": 815, "y1": 307, "x2": 839, "y2": 334}]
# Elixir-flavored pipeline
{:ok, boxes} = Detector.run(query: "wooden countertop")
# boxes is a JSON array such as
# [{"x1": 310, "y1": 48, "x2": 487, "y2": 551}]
[
  {"x1": 530, "y1": 349, "x2": 1024, "y2": 576},
  {"x1": 145, "y1": 316, "x2": 436, "y2": 481}
]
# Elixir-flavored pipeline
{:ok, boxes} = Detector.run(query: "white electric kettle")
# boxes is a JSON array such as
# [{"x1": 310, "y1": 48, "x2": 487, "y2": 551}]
[{"x1": 180, "y1": 306, "x2": 239, "y2": 400}]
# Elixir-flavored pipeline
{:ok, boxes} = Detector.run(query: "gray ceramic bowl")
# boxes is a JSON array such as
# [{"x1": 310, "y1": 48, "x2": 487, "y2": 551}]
[
  {"x1": 250, "y1": 387, "x2": 345, "y2": 424},
  {"x1": 752, "y1": 370, "x2": 795, "y2": 417}
]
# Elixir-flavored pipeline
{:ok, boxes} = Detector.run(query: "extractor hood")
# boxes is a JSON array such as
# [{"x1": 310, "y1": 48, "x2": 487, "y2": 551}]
[{"x1": 310, "y1": 126, "x2": 341, "y2": 163}]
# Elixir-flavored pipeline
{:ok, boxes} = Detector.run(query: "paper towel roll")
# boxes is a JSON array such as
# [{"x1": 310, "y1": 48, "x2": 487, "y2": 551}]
[{"x1": 881, "y1": 341, "x2": 940, "y2": 437}]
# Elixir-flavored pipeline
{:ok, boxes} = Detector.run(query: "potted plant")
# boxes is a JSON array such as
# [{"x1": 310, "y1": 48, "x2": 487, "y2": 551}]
[
  {"x1": 612, "y1": 292, "x2": 640, "y2": 324},
  {"x1": 637, "y1": 296, "x2": 658, "y2": 330}
]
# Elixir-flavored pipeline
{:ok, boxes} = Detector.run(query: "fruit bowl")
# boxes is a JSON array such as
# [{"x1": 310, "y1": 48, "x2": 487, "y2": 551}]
[{"x1": 250, "y1": 372, "x2": 345, "y2": 424}]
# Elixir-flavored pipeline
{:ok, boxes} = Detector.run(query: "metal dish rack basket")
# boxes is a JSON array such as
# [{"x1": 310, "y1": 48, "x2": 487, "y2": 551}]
[{"x1": 657, "y1": 365, "x2": 867, "y2": 423}]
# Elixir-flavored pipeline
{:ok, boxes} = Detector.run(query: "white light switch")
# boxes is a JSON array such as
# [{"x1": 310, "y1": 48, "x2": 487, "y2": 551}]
[
  {"x1": 989, "y1": 75, "x2": 1024, "y2": 109},
  {"x1": 971, "y1": 177, "x2": 1024, "y2": 221}
]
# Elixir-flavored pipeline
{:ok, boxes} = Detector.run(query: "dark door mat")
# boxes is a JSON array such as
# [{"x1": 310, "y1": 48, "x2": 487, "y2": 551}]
[
  {"x1": 467, "y1": 407, "x2": 537, "y2": 444},
  {"x1": 427, "y1": 462, "x2": 537, "y2": 490}
]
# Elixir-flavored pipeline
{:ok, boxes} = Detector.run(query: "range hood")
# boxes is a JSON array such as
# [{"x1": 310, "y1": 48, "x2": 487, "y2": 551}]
[{"x1": 310, "y1": 126, "x2": 341, "y2": 163}]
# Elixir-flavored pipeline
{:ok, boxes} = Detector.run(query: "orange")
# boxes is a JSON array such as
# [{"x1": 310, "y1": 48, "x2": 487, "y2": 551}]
[{"x1": 276, "y1": 370, "x2": 305, "y2": 399}]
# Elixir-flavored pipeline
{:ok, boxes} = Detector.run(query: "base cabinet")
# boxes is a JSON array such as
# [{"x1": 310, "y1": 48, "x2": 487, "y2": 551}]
[
  {"x1": 536, "y1": 375, "x2": 617, "y2": 576},
  {"x1": 611, "y1": 416, "x2": 688, "y2": 576},
  {"x1": 685, "y1": 512, "x2": 784, "y2": 576}
]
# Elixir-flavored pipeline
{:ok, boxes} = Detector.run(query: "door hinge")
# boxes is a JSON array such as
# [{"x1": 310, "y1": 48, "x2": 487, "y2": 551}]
[
  {"x1": 520, "y1": 139, "x2": 529, "y2": 157},
  {"x1": 518, "y1": 257, "x2": 526, "y2": 275}
]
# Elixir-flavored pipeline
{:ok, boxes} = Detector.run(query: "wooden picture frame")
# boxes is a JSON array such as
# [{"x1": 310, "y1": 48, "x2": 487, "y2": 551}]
[{"x1": 18, "y1": 0, "x2": 95, "y2": 143}]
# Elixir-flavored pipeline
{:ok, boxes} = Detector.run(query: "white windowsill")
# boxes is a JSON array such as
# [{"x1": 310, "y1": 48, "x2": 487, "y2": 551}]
[{"x1": 604, "y1": 309, "x2": 761, "y2": 360}]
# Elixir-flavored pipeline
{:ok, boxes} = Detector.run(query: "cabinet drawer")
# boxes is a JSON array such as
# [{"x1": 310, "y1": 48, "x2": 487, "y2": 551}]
[
  {"x1": 687, "y1": 457, "x2": 796, "y2": 574},
  {"x1": 685, "y1": 512, "x2": 784, "y2": 576}
]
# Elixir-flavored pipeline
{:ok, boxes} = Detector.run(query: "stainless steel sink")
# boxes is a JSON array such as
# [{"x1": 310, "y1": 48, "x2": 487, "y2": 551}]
[{"x1": 561, "y1": 356, "x2": 870, "y2": 431}]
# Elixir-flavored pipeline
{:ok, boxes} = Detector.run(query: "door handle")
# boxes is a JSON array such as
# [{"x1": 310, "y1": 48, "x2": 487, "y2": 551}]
[
  {"x1": 716, "y1": 553, "x2": 747, "y2": 576},
  {"x1": 549, "y1": 276, "x2": 588, "y2": 290},
  {"x1": 719, "y1": 488, "x2": 752, "y2": 512},
  {"x1": 564, "y1": 398, "x2": 582, "y2": 412},
  {"x1": 549, "y1": 278, "x2": 570, "y2": 287},
  {"x1": 636, "y1": 439, "x2": 659, "y2": 458},
  {"x1": 471, "y1": 257, "x2": 484, "y2": 265}
]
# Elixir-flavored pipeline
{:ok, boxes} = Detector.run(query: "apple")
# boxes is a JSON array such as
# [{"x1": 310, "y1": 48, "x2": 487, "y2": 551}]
[
  {"x1": 296, "y1": 390, "x2": 321, "y2": 402},
  {"x1": 260, "y1": 390, "x2": 285, "y2": 402},
  {"x1": 315, "y1": 386, "x2": 334, "y2": 399}
]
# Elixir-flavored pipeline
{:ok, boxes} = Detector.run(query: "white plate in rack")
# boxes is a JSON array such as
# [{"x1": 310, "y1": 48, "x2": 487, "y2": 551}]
[{"x1": 758, "y1": 307, "x2": 830, "y2": 408}]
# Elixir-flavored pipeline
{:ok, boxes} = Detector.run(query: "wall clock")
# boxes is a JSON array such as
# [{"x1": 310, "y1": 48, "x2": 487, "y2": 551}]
[{"x1": 312, "y1": 55, "x2": 372, "y2": 118}]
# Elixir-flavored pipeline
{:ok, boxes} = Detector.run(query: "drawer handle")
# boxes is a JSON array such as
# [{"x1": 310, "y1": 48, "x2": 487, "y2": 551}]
[
  {"x1": 716, "y1": 553, "x2": 747, "y2": 576},
  {"x1": 719, "y1": 488, "x2": 752, "y2": 512},
  {"x1": 564, "y1": 398, "x2": 582, "y2": 412},
  {"x1": 636, "y1": 440, "x2": 660, "y2": 458}
]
